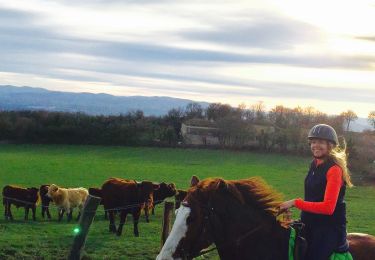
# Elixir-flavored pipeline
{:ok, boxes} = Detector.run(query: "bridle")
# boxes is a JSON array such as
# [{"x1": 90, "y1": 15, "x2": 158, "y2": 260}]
[{"x1": 178, "y1": 200, "x2": 269, "y2": 259}]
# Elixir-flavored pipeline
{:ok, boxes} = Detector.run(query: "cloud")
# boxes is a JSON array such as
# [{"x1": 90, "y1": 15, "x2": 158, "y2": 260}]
[
  {"x1": 0, "y1": 1, "x2": 374, "y2": 118},
  {"x1": 356, "y1": 36, "x2": 375, "y2": 42},
  {"x1": 182, "y1": 13, "x2": 322, "y2": 50}
]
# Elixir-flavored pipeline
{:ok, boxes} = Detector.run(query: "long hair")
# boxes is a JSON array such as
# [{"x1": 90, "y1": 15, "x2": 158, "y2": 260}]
[{"x1": 329, "y1": 138, "x2": 353, "y2": 187}]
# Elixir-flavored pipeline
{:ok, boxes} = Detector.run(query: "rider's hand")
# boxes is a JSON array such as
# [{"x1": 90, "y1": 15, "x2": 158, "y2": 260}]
[{"x1": 279, "y1": 199, "x2": 296, "y2": 213}]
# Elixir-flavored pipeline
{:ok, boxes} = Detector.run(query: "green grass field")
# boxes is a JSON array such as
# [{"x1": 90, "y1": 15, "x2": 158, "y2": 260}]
[{"x1": 0, "y1": 144, "x2": 374, "y2": 259}]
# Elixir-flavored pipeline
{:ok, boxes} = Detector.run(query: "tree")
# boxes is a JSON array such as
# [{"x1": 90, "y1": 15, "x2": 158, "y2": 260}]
[
  {"x1": 206, "y1": 103, "x2": 232, "y2": 121},
  {"x1": 368, "y1": 111, "x2": 375, "y2": 130},
  {"x1": 165, "y1": 108, "x2": 185, "y2": 139},
  {"x1": 185, "y1": 103, "x2": 204, "y2": 119},
  {"x1": 340, "y1": 110, "x2": 358, "y2": 131},
  {"x1": 251, "y1": 101, "x2": 266, "y2": 122}
]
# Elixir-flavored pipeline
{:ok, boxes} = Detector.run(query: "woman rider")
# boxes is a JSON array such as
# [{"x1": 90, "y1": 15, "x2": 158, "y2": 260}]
[{"x1": 280, "y1": 124, "x2": 353, "y2": 260}]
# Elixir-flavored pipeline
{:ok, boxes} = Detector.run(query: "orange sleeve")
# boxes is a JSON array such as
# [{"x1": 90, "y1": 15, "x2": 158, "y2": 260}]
[{"x1": 294, "y1": 165, "x2": 343, "y2": 215}]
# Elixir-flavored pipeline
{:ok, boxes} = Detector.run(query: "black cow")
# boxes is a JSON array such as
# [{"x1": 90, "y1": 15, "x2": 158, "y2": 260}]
[{"x1": 39, "y1": 184, "x2": 52, "y2": 219}]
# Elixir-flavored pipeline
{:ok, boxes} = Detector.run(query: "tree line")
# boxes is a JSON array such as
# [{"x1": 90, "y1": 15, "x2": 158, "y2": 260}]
[{"x1": 0, "y1": 102, "x2": 374, "y2": 182}]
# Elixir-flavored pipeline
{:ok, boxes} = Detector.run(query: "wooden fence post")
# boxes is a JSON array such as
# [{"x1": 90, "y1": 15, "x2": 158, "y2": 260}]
[
  {"x1": 68, "y1": 195, "x2": 101, "y2": 260},
  {"x1": 161, "y1": 201, "x2": 174, "y2": 248}
]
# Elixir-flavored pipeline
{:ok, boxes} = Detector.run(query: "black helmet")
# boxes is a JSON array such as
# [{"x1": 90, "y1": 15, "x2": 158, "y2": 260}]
[{"x1": 308, "y1": 124, "x2": 338, "y2": 145}]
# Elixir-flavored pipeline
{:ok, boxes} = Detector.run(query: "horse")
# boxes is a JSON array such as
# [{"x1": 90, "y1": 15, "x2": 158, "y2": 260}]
[{"x1": 157, "y1": 177, "x2": 375, "y2": 260}]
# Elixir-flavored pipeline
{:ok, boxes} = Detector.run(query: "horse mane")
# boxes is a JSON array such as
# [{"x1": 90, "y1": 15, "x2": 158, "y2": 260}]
[{"x1": 187, "y1": 176, "x2": 286, "y2": 222}]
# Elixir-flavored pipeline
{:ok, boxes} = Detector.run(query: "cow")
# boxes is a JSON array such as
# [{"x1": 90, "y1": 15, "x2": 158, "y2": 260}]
[
  {"x1": 47, "y1": 184, "x2": 88, "y2": 222},
  {"x1": 88, "y1": 187, "x2": 107, "y2": 220},
  {"x1": 39, "y1": 184, "x2": 52, "y2": 219},
  {"x1": 3, "y1": 185, "x2": 40, "y2": 221},
  {"x1": 150, "y1": 182, "x2": 176, "y2": 216},
  {"x1": 101, "y1": 178, "x2": 159, "y2": 237}
]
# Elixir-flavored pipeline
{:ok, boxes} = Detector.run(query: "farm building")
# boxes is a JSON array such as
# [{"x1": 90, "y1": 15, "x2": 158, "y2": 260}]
[
  {"x1": 181, "y1": 119, "x2": 220, "y2": 145},
  {"x1": 181, "y1": 119, "x2": 275, "y2": 146}
]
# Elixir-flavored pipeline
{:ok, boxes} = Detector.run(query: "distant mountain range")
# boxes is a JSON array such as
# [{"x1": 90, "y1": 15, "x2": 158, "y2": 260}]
[
  {"x1": 0, "y1": 85, "x2": 372, "y2": 132},
  {"x1": 0, "y1": 85, "x2": 209, "y2": 116}
]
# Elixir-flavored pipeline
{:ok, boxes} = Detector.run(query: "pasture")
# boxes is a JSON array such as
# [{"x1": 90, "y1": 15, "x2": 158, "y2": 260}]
[{"x1": 0, "y1": 144, "x2": 374, "y2": 259}]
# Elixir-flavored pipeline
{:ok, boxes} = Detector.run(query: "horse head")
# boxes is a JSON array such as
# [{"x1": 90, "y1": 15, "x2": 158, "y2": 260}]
[{"x1": 157, "y1": 176, "x2": 286, "y2": 260}]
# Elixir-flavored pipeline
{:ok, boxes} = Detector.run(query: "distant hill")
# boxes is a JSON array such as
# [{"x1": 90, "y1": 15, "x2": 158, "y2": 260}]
[
  {"x1": 0, "y1": 85, "x2": 372, "y2": 132},
  {"x1": 0, "y1": 85, "x2": 209, "y2": 116}
]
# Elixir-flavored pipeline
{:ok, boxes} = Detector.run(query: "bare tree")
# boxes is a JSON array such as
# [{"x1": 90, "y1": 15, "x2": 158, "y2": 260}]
[
  {"x1": 206, "y1": 103, "x2": 232, "y2": 121},
  {"x1": 340, "y1": 110, "x2": 358, "y2": 131},
  {"x1": 251, "y1": 101, "x2": 266, "y2": 122},
  {"x1": 185, "y1": 103, "x2": 204, "y2": 119}
]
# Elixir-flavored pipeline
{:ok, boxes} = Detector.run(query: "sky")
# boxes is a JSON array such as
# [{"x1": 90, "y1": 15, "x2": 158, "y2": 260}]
[{"x1": 0, "y1": 0, "x2": 374, "y2": 117}]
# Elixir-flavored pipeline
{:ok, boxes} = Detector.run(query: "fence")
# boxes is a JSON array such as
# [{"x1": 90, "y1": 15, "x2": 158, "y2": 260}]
[{"x1": 0, "y1": 194, "x2": 180, "y2": 259}]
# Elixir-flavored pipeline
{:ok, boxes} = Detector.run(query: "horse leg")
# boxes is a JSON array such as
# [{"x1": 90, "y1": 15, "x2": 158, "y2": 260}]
[
  {"x1": 108, "y1": 210, "x2": 116, "y2": 233},
  {"x1": 133, "y1": 208, "x2": 141, "y2": 237},
  {"x1": 104, "y1": 210, "x2": 108, "y2": 220},
  {"x1": 152, "y1": 206, "x2": 155, "y2": 215},
  {"x1": 116, "y1": 210, "x2": 127, "y2": 236}
]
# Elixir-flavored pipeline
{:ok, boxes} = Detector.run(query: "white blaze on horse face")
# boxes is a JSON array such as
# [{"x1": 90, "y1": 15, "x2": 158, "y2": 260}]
[{"x1": 156, "y1": 205, "x2": 191, "y2": 260}]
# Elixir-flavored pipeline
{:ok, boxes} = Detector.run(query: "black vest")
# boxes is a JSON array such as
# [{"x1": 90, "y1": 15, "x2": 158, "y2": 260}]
[{"x1": 301, "y1": 159, "x2": 347, "y2": 226}]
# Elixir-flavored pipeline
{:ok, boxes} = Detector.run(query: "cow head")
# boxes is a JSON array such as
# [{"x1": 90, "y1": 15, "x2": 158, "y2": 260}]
[
  {"x1": 157, "y1": 182, "x2": 177, "y2": 198},
  {"x1": 137, "y1": 181, "x2": 160, "y2": 207},
  {"x1": 39, "y1": 185, "x2": 52, "y2": 201},
  {"x1": 47, "y1": 184, "x2": 59, "y2": 198}
]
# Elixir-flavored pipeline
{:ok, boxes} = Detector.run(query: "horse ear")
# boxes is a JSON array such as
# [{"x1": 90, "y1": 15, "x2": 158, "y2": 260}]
[
  {"x1": 190, "y1": 175, "x2": 199, "y2": 187},
  {"x1": 217, "y1": 179, "x2": 245, "y2": 204}
]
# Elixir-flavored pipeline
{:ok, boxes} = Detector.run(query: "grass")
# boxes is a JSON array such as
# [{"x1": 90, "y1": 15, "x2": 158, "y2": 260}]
[{"x1": 0, "y1": 144, "x2": 374, "y2": 259}]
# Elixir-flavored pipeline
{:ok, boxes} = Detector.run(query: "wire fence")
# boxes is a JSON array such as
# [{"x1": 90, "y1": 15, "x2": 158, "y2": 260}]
[{"x1": 1, "y1": 195, "x2": 174, "y2": 214}]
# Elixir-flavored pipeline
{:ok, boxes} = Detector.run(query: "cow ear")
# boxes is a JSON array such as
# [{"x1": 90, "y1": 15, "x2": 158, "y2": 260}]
[
  {"x1": 153, "y1": 184, "x2": 160, "y2": 190},
  {"x1": 190, "y1": 175, "x2": 199, "y2": 187}
]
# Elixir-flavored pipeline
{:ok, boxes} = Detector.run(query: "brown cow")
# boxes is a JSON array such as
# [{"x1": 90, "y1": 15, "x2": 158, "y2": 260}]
[
  {"x1": 88, "y1": 187, "x2": 107, "y2": 220},
  {"x1": 39, "y1": 184, "x2": 52, "y2": 219},
  {"x1": 101, "y1": 178, "x2": 159, "y2": 237},
  {"x1": 3, "y1": 185, "x2": 39, "y2": 221}
]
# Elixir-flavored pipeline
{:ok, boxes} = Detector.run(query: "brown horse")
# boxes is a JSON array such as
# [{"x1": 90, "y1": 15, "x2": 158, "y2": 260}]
[{"x1": 157, "y1": 177, "x2": 375, "y2": 260}]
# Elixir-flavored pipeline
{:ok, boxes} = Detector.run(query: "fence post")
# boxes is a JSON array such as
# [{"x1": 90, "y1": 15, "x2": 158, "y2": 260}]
[
  {"x1": 161, "y1": 201, "x2": 174, "y2": 248},
  {"x1": 68, "y1": 195, "x2": 101, "y2": 260}
]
